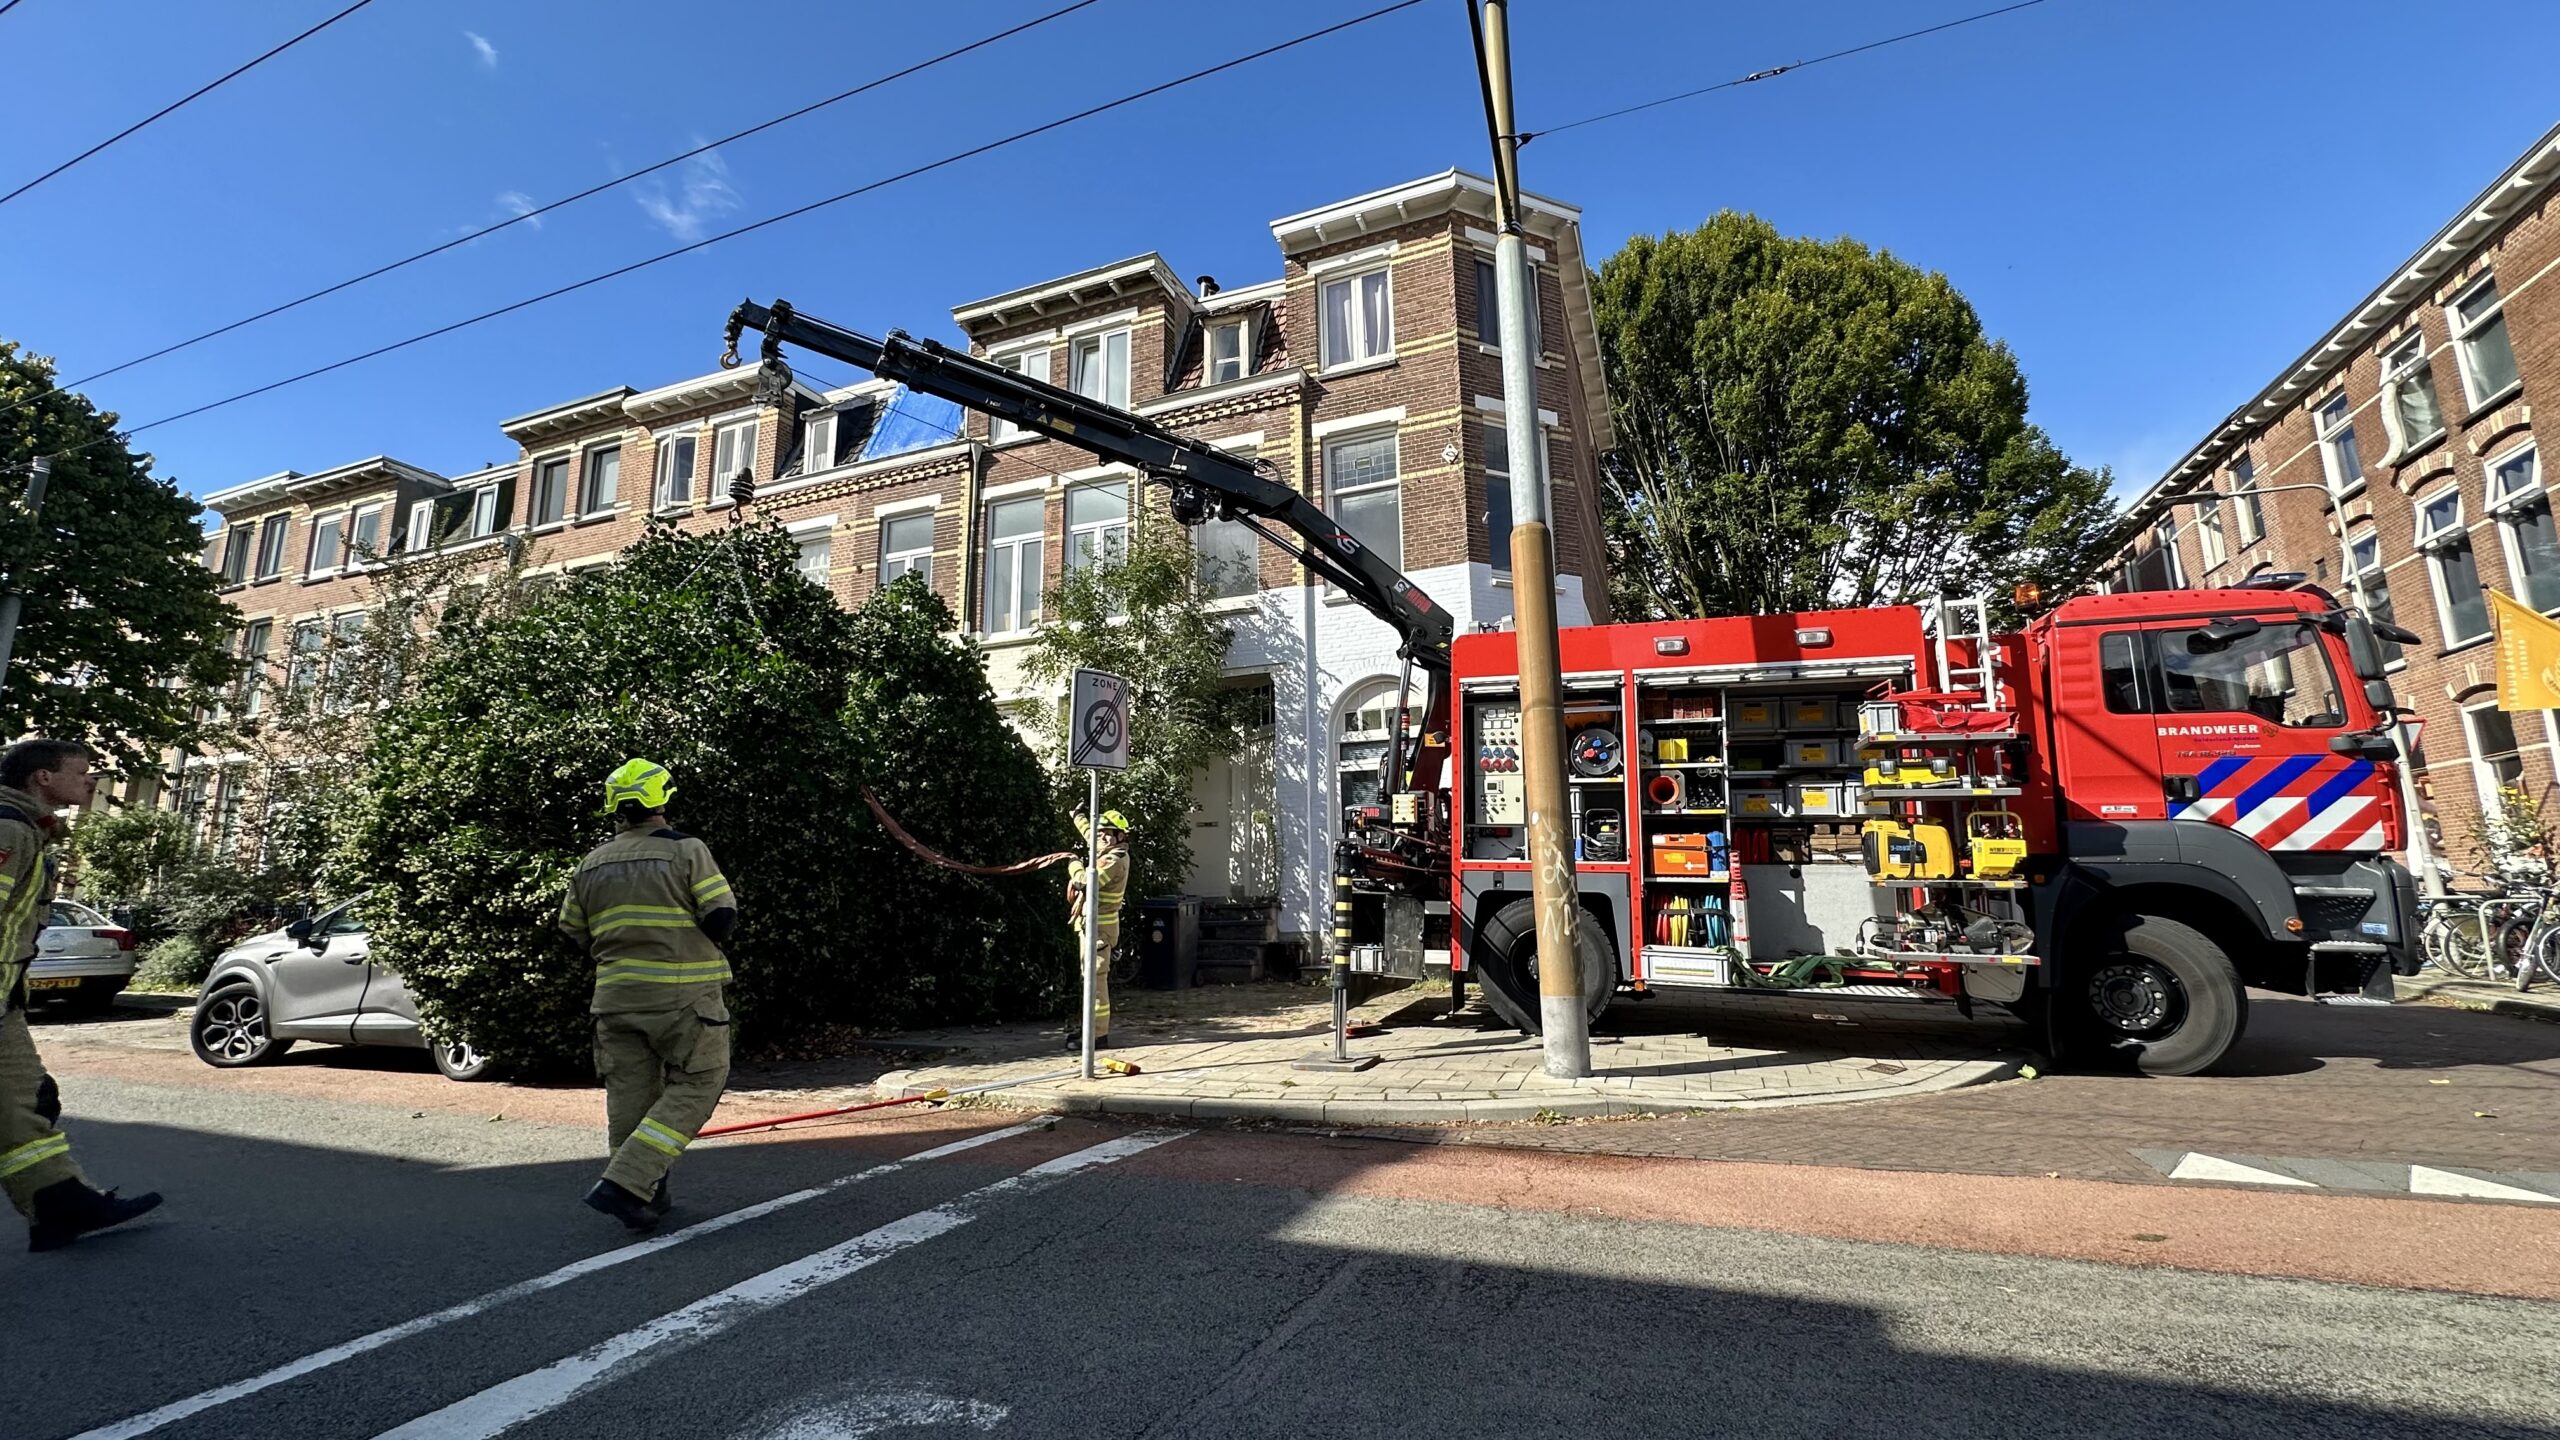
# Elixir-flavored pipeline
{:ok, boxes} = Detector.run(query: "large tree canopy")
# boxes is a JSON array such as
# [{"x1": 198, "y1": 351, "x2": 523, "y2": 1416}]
[
  {"x1": 1593, "y1": 214, "x2": 2117, "y2": 623},
  {"x1": 0, "y1": 341, "x2": 235, "y2": 767}
]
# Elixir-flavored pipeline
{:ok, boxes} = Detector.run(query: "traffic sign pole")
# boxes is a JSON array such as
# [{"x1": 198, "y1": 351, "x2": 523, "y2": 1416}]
[{"x1": 1082, "y1": 767, "x2": 1099, "y2": 1081}]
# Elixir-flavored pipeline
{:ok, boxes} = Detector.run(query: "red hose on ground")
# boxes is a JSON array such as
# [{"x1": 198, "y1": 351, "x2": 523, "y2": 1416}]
[{"x1": 696, "y1": 1088, "x2": 950, "y2": 1139}]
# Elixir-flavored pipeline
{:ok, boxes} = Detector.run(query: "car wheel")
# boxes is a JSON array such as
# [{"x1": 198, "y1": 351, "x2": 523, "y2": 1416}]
[
  {"x1": 430, "y1": 1037, "x2": 494, "y2": 1082},
  {"x1": 191, "y1": 983, "x2": 294, "y2": 1068}
]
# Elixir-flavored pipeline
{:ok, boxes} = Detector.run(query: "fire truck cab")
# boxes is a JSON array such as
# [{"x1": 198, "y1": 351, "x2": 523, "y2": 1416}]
[{"x1": 1445, "y1": 585, "x2": 2419, "y2": 1076}]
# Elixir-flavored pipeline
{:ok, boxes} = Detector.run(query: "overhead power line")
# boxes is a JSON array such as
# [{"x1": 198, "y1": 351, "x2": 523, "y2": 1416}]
[
  {"x1": 0, "y1": 0, "x2": 379, "y2": 208},
  {"x1": 10, "y1": 0, "x2": 1105, "y2": 416},
  {"x1": 0, "y1": 1, "x2": 32, "y2": 21},
  {"x1": 108, "y1": 0, "x2": 1427, "y2": 445},
  {"x1": 1521, "y1": 0, "x2": 2059, "y2": 144}
]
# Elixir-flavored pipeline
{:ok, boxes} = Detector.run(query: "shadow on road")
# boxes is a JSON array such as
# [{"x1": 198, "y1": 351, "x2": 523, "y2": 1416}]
[{"x1": 8, "y1": 1108, "x2": 2556, "y2": 1440}]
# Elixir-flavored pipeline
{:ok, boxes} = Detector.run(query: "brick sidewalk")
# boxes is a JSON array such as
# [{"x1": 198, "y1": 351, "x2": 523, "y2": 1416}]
[
  {"x1": 1427, "y1": 994, "x2": 2560, "y2": 1187},
  {"x1": 875, "y1": 992, "x2": 2024, "y2": 1123}
]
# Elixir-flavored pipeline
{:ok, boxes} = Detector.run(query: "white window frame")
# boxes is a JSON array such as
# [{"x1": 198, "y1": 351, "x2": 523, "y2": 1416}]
[
  {"x1": 2315, "y1": 392, "x2": 2364, "y2": 499},
  {"x1": 1472, "y1": 253, "x2": 1542, "y2": 358},
  {"x1": 1206, "y1": 317, "x2": 1251, "y2": 386},
  {"x1": 712, "y1": 416, "x2": 759, "y2": 491},
  {"x1": 2346, "y1": 532, "x2": 2408, "y2": 673},
  {"x1": 217, "y1": 528, "x2": 252, "y2": 585},
  {"x1": 655, "y1": 429, "x2": 699, "y2": 511},
  {"x1": 878, "y1": 510, "x2": 935, "y2": 589},
  {"x1": 2377, "y1": 331, "x2": 2446, "y2": 462},
  {"x1": 1065, "y1": 479, "x2": 1130, "y2": 578},
  {"x1": 1318, "y1": 264, "x2": 1394, "y2": 372},
  {"x1": 581, "y1": 443, "x2": 621, "y2": 516},
  {"x1": 287, "y1": 621, "x2": 325, "y2": 692},
  {"x1": 2489, "y1": 443, "x2": 2559, "y2": 616},
  {"x1": 801, "y1": 410, "x2": 838, "y2": 475},
  {"x1": 2414, "y1": 488, "x2": 2489, "y2": 647},
  {"x1": 1323, "y1": 427, "x2": 1403, "y2": 577},
  {"x1": 237, "y1": 620, "x2": 273, "y2": 717},
  {"x1": 256, "y1": 514, "x2": 291, "y2": 578},
  {"x1": 1070, "y1": 329, "x2": 1130, "y2": 410},
  {"x1": 2151, "y1": 516, "x2": 2184, "y2": 588},
  {"x1": 529, "y1": 455, "x2": 571, "y2": 528},
  {"x1": 990, "y1": 348, "x2": 1048, "y2": 443},
  {"x1": 2194, "y1": 483, "x2": 2227, "y2": 571},
  {"x1": 2463, "y1": 698, "x2": 2528, "y2": 817},
  {"x1": 1337, "y1": 679, "x2": 1418, "y2": 815},
  {"x1": 469, "y1": 485, "x2": 503, "y2": 539},
  {"x1": 2447, "y1": 275, "x2": 2522, "y2": 411},
  {"x1": 790, "y1": 523, "x2": 833, "y2": 590},
  {"x1": 2228, "y1": 454, "x2": 2265, "y2": 545},
  {"x1": 347, "y1": 501, "x2": 389, "y2": 566},
  {"x1": 1482, "y1": 421, "x2": 1548, "y2": 578},
  {"x1": 981, "y1": 495, "x2": 1046, "y2": 635},
  {"x1": 305, "y1": 509, "x2": 348, "y2": 577}
]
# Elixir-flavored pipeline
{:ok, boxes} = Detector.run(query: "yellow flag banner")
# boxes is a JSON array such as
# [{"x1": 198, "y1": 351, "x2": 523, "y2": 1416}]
[{"x1": 2489, "y1": 589, "x2": 2560, "y2": 711}]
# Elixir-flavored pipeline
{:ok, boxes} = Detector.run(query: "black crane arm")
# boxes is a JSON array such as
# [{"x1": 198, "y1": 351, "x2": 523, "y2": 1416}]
[{"x1": 722, "y1": 298, "x2": 1455, "y2": 674}]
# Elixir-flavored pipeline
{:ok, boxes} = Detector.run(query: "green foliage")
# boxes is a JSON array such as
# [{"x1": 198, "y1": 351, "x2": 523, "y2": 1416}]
[
  {"x1": 67, "y1": 805, "x2": 191, "y2": 906},
  {"x1": 1024, "y1": 526, "x2": 1241, "y2": 902},
  {"x1": 1591, "y1": 214, "x2": 2118, "y2": 625},
  {"x1": 335, "y1": 524, "x2": 1068, "y2": 1073},
  {"x1": 0, "y1": 341, "x2": 237, "y2": 771},
  {"x1": 2474, "y1": 784, "x2": 2552, "y2": 878},
  {"x1": 136, "y1": 935, "x2": 214, "y2": 992},
  {"x1": 843, "y1": 576, "x2": 1075, "y2": 1022}
]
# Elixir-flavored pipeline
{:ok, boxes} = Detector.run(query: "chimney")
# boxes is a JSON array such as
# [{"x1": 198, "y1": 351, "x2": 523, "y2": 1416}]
[{"x1": 1196, "y1": 275, "x2": 1220, "y2": 298}]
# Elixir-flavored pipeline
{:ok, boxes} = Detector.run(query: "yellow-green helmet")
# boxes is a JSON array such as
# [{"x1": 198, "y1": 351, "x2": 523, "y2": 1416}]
[
  {"x1": 603, "y1": 758, "x2": 675, "y2": 815},
  {"x1": 1075, "y1": 809, "x2": 1132, "y2": 837}
]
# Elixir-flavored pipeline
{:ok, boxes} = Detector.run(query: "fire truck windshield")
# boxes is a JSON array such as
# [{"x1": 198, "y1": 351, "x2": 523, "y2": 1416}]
[{"x1": 2160, "y1": 621, "x2": 2346, "y2": 728}]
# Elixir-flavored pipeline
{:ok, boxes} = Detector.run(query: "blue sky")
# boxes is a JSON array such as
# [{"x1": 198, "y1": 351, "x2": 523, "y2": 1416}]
[{"x1": 5, "y1": 0, "x2": 2556, "y2": 510}]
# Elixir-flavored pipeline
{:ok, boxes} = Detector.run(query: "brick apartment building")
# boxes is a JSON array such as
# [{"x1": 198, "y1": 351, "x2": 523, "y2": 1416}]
[
  {"x1": 181, "y1": 169, "x2": 1617, "y2": 952},
  {"x1": 2099, "y1": 122, "x2": 2560, "y2": 872}
]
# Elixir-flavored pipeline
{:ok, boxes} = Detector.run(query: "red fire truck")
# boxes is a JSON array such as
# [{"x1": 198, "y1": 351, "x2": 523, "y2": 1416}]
[
  {"x1": 724, "y1": 300, "x2": 2420, "y2": 1079},
  {"x1": 1442, "y1": 587, "x2": 2421, "y2": 1076}
]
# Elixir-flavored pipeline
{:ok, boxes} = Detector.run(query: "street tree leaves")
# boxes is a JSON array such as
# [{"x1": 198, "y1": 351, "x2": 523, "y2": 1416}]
[
  {"x1": 1592, "y1": 214, "x2": 2117, "y2": 623},
  {"x1": 1024, "y1": 525, "x2": 1242, "y2": 905},
  {"x1": 0, "y1": 341, "x2": 235, "y2": 769}
]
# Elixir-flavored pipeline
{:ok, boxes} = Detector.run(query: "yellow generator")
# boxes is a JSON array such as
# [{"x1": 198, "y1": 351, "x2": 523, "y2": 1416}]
[
  {"x1": 1966, "y1": 810, "x2": 2029, "y2": 879},
  {"x1": 1861, "y1": 817, "x2": 1955, "y2": 880}
]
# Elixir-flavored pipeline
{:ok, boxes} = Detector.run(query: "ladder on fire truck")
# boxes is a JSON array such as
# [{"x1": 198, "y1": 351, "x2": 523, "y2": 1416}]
[{"x1": 1921, "y1": 594, "x2": 2002, "y2": 713}]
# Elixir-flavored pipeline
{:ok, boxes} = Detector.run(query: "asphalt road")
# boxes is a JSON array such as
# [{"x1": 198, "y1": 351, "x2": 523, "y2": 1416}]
[{"x1": 11, "y1": 1060, "x2": 2560, "y2": 1440}]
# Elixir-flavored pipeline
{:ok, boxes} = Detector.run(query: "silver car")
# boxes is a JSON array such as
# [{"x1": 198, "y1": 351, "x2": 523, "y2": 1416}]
[
  {"x1": 189, "y1": 896, "x2": 492, "y2": 1081},
  {"x1": 24, "y1": 899, "x2": 138, "y2": 1015}
]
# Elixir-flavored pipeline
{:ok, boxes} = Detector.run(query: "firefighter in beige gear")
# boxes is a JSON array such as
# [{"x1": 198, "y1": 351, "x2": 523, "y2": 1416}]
[
  {"x1": 1065, "y1": 809, "x2": 1131, "y2": 1050},
  {"x1": 1, "y1": 739, "x2": 162, "y2": 1251},
  {"x1": 559, "y1": 759, "x2": 737, "y2": 1230}
]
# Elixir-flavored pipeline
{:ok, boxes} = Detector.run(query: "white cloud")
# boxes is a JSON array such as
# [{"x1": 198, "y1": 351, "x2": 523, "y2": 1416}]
[
  {"x1": 497, "y1": 191, "x2": 540, "y2": 230},
  {"x1": 631, "y1": 149, "x2": 742, "y2": 244},
  {"x1": 465, "y1": 31, "x2": 498, "y2": 71}
]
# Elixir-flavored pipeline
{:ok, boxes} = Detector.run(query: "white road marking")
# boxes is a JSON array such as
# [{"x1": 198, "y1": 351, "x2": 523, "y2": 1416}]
[
  {"x1": 372, "y1": 1129, "x2": 1187, "y2": 1440},
  {"x1": 2409, "y1": 1165, "x2": 2560, "y2": 1204},
  {"x1": 70, "y1": 1121, "x2": 1047, "y2": 1440},
  {"x1": 743, "y1": 1387, "x2": 1007, "y2": 1439},
  {"x1": 2167, "y1": 1153, "x2": 2315, "y2": 1187}
]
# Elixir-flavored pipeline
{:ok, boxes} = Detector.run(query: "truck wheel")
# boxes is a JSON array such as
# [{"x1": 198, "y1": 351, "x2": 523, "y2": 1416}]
[
  {"x1": 2066, "y1": 914, "x2": 2246, "y2": 1077},
  {"x1": 1472, "y1": 898, "x2": 1614, "y2": 1034}
]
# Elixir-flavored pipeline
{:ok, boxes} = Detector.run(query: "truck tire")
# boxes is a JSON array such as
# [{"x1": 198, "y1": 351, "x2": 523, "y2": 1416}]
[
  {"x1": 1472, "y1": 898, "x2": 1615, "y2": 1034},
  {"x1": 2063, "y1": 913, "x2": 2246, "y2": 1077}
]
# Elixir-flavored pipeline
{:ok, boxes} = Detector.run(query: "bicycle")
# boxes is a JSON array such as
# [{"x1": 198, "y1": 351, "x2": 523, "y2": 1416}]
[{"x1": 2418, "y1": 889, "x2": 2506, "y2": 980}]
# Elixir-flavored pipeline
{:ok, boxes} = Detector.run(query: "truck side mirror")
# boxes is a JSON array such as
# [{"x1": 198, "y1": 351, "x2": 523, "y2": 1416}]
[
  {"x1": 2343, "y1": 616, "x2": 2388, "y2": 680},
  {"x1": 2331, "y1": 731, "x2": 2400, "y2": 761},
  {"x1": 2187, "y1": 617, "x2": 2262, "y2": 653}
]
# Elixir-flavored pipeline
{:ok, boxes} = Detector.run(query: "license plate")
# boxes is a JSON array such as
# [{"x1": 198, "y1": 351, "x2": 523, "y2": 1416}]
[{"x1": 25, "y1": 977, "x2": 80, "y2": 991}]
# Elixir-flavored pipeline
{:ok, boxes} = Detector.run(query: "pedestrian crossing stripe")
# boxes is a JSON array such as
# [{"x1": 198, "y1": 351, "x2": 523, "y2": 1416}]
[{"x1": 2138, "y1": 1150, "x2": 2560, "y2": 1203}]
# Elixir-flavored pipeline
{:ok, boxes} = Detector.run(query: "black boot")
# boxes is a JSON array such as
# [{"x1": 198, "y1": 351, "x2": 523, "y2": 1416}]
[
  {"x1": 1061, "y1": 1032, "x2": 1116, "y2": 1052},
  {"x1": 27, "y1": 1179, "x2": 163, "y2": 1253},
  {"x1": 582, "y1": 1178, "x2": 658, "y2": 1232},
  {"x1": 646, "y1": 1179, "x2": 671, "y2": 1220}
]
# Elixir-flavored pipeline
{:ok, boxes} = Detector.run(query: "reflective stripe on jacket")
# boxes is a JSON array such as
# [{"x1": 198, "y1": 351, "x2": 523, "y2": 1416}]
[
  {"x1": 1069, "y1": 847, "x2": 1130, "y2": 929},
  {"x1": 560, "y1": 827, "x2": 735, "y2": 1013},
  {"x1": 0, "y1": 790, "x2": 58, "y2": 1001}
]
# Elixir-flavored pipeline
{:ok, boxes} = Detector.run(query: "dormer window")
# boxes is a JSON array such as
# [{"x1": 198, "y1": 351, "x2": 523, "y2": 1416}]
[
  {"x1": 803, "y1": 410, "x2": 838, "y2": 474},
  {"x1": 1207, "y1": 318, "x2": 1250, "y2": 385}
]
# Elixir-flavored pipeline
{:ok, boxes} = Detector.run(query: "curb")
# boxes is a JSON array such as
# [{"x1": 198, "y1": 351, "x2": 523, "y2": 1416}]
[
  {"x1": 2395, "y1": 974, "x2": 2560, "y2": 1024},
  {"x1": 874, "y1": 1049, "x2": 2026, "y2": 1125}
]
